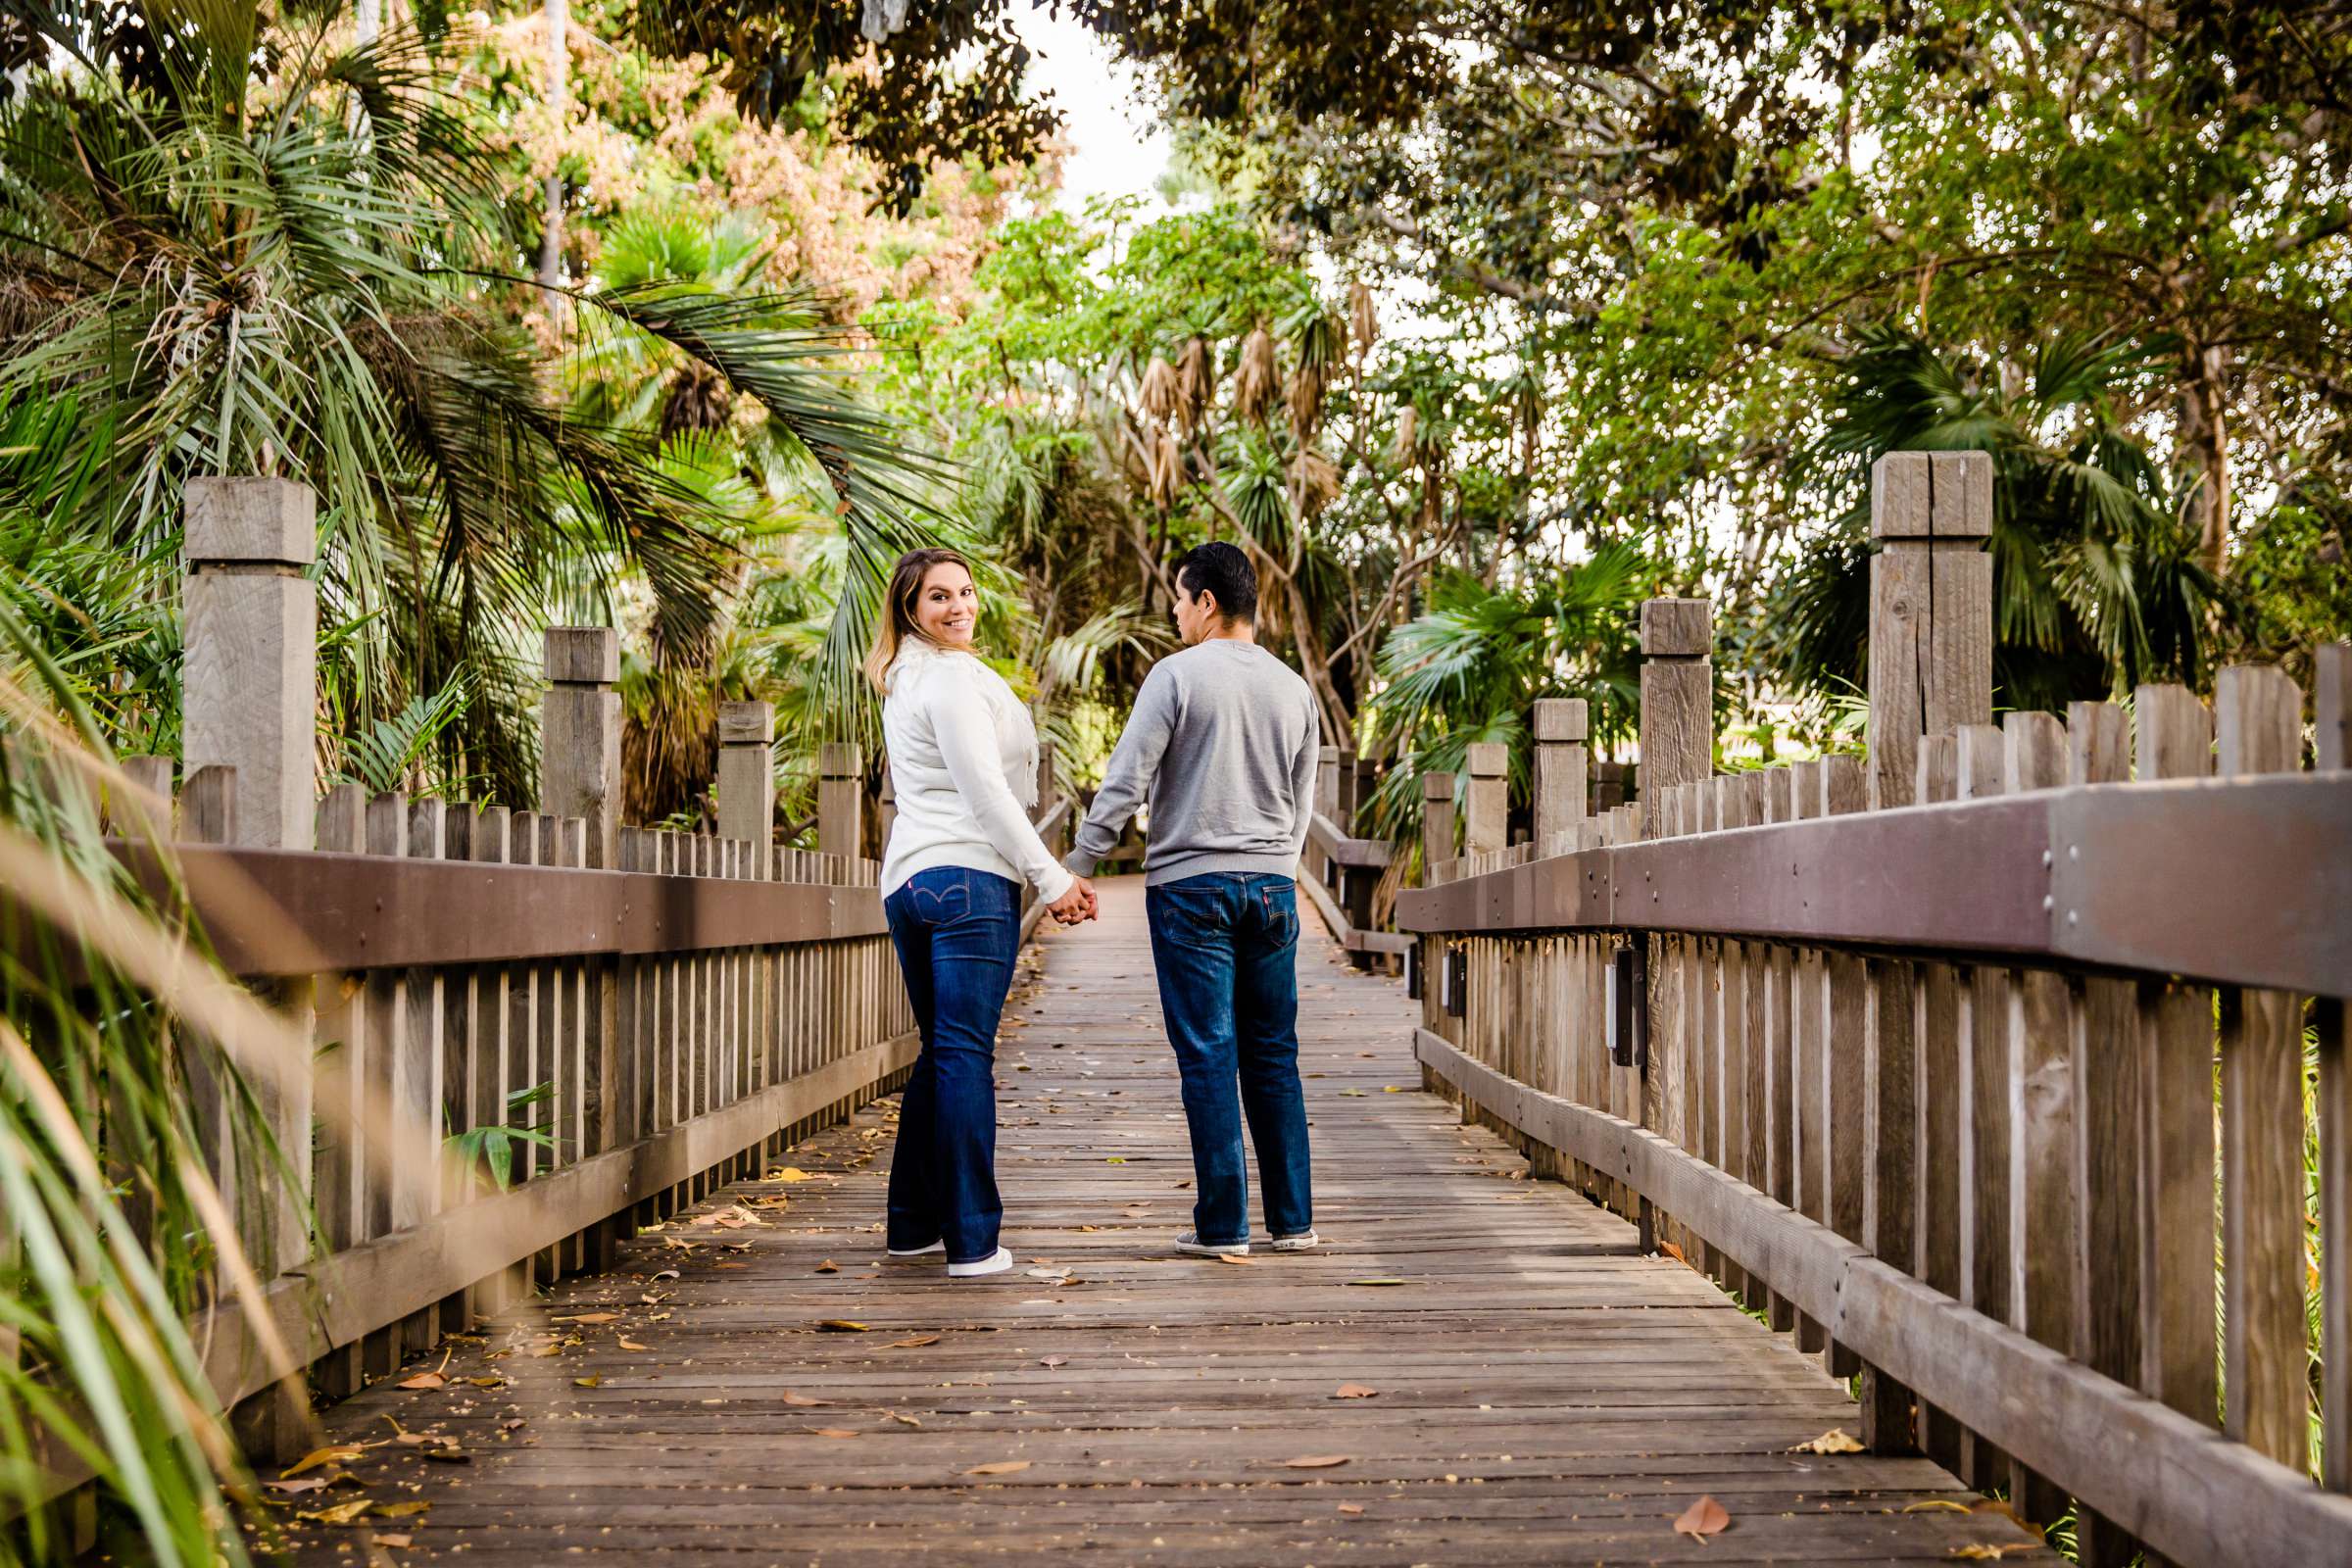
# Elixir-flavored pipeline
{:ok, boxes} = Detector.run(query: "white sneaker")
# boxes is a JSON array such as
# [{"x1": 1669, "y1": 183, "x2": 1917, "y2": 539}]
[
  {"x1": 1268, "y1": 1231, "x2": 1319, "y2": 1252},
  {"x1": 887, "y1": 1240, "x2": 946, "y2": 1258},
  {"x1": 1174, "y1": 1231, "x2": 1249, "y2": 1256},
  {"x1": 948, "y1": 1246, "x2": 1014, "y2": 1278}
]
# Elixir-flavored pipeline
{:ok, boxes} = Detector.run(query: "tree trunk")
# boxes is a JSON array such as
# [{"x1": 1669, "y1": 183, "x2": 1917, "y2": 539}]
[
  {"x1": 538, "y1": 0, "x2": 569, "y2": 299},
  {"x1": 2179, "y1": 344, "x2": 2232, "y2": 576}
]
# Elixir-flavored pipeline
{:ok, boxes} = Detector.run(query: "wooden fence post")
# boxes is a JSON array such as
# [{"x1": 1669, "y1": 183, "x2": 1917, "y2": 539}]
[
  {"x1": 1463, "y1": 743, "x2": 1506, "y2": 858},
  {"x1": 1420, "y1": 771, "x2": 1456, "y2": 884},
  {"x1": 1316, "y1": 745, "x2": 1343, "y2": 820},
  {"x1": 183, "y1": 475, "x2": 316, "y2": 1461},
  {"x1": 2316, "y1": 643, "x2": 2349, "y2": 1496},
  {"x1": 543, "y1": 629, "x2": 623, "y2": 1271},
  {"x1": 1533, "y1": 699, "x2": 1588, "y2": 856},
  {"x1": 542, "y1": 628, "x2": 621, "y2": 870},
  {"x1": 1865, "y1": 453, "x2": 1992, "y2": 809},
  {"x1": 1638, "y1": 599, "x2": 1711, "y2": 835},
  {"x1": 716, "y1": 702, "x2": 776, "y2": 871},
  {"x1": 818, "y1": 743, "x2": 863, "y2": 862},
  {"x1": 1636, "y1": 599, "x2": 1710, "y2": 1259}
]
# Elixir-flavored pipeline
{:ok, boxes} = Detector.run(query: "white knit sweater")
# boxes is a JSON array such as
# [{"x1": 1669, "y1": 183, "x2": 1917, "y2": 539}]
[{"x1": 877, "y1": 640, "x2": 1075, "y2": 904}]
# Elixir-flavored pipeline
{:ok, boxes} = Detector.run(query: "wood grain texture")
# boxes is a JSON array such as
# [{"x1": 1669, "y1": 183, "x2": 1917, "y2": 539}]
[
  {"x1": 2214, "y1": 664, "x2": 2310, "y2": 1470},
  {"x1": 282, "y1": 882, "x2": 2048, "y2": 1567}
]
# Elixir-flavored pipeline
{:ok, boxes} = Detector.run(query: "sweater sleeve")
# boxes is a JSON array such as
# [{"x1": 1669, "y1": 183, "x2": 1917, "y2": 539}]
[
  {"x1": 1285, "y1": 698, "x2": 1321, "y2": 860},
  {"x1": 927, "y1": 663, "x2": 1076, "y2": 903},
  {"x1": 1065, "y1": 663, "x2": 1178, "y2": 878}
]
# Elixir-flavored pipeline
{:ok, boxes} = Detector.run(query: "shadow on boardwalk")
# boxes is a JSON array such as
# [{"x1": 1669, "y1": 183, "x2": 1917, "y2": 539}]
[{"x1": 280, "y1": 878, "x2": 2046, "y2": 1565}]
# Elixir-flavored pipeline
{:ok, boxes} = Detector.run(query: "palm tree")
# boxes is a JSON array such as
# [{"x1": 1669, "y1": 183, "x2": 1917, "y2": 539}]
[
  {"x1": 0, "y1": 1, "x2": 945, "y2": 801},
  {"x1": 1764, "y1": 326, "x2": 2219, "y2": 714},
  {"x1": 1359, "y1": 540, "x2": 1653, "y2": 858}
]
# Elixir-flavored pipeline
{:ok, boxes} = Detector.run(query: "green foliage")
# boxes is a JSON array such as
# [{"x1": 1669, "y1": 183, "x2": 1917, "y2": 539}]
[
  {"x1": 1361, "y1": 542, "x2": 1655, "y2": 855},
  {"x1": 1763, "y1": 327, "x2": 2218, "y2": 712},
  {"x1": 444, "y1": 1083, "x2": 557, "y2": 1193}
]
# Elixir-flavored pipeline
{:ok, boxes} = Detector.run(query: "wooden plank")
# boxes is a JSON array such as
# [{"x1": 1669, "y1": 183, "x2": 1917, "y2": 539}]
[
  {"x1": 2320, "y1": 644, "x2": 2350, "y2": 1496},
  {"x1": 1863, "y1": 953, "x2": 1917, "y2": 1453},
  {"x1": 2132, "y1": 686, "x2": 2220, "y2": 1437},
  {"x1": 1911, "y1": 736, "x2": 1963, "y2": 1469},
  {"x1": 403, "y1": 798, "x2": 455, "y2": 1353},
  {"x1": 1818, "y1": 756, "x2": 1868, "y2": 1383},
  {"x1": 1953, "y1": 724, "x2": 2009, "y2": 1492},
  {"x1": 2000, "y1": 711, "x2": 2070, "y2": 1523},
  {"x1": 2214, "y1": 663, "x2": 2310, "y2": 1471}
]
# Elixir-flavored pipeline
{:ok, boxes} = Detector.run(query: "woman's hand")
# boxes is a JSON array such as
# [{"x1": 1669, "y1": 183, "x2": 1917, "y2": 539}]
[{"x1": 1047, "y1": 877, "x2": 1098, "y2": 926}]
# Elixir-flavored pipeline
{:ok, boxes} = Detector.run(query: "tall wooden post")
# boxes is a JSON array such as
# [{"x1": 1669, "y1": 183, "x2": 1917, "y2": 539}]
[
  {"x1": 541, "y1": 628, "x2": 621, "y2": 869},
  {"x1": 184, "y1": 478, "x2": 316, "y2": 851},
  {"x1": 1420, "y1": 771, "x2": 1456, "y2": 883},
  {"x1": 1638, "y1": 600, "x2": 1711, "y2": 836},
  {"x1": 818, "y1": 743, "x2": 863, "y2": 866},
  {"x1": 1865, "y1": 453, "x2": 1993, "y2": 809},
  {"x1": 716, "y1": 701, "x2": 775, "y2": 876},
  {"x1": 1463, "y1": 742, "x2": 1507, "y2": 858},
  {"x1": 183, "y1": 475, "x2": 316, "y2": 1460},
  {"x1": 1533, "y1": 699, "x2": 1588, "y2": 855}
]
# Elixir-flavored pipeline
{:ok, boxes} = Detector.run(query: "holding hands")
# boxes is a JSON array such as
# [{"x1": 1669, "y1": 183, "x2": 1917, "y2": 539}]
[{"x1": 1046, "y1": 876, "x2": 1100, "y2": 927}]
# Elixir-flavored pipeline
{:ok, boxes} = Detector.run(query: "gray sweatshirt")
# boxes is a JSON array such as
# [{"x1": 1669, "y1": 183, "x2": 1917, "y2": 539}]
[{"x1": 1065, "y1": 640, "x2": 1322, "y2": 887}]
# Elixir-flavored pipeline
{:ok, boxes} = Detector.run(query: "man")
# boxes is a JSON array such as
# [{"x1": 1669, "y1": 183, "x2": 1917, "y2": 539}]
[{"x1": 1064, "y1": 542, "x2": 1324, "y2": 1255}]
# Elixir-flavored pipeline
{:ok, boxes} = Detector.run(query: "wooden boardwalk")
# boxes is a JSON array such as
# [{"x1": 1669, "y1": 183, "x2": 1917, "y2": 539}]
[{"x1": 281, "y1": 879, "x2": 2047, "y2": 1565}]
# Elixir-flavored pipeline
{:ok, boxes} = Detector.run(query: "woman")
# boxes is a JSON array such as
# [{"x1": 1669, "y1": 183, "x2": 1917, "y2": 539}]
[{"x1": 868, "y1": 548, "x2": 1095, "y2": 1278}]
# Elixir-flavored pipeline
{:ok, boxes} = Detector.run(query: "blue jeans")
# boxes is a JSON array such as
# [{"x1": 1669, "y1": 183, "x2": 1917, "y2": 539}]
[
  {"x1": 884, "y1": 867, "x2": 1020, "y2": 1263},
  {"x1": 1145, "y1": 872, "x2": 1312, "y2": 1246}
]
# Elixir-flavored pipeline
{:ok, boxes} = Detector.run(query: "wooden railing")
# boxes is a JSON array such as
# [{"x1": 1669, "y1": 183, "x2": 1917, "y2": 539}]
[
  {"x1": 12, "y1": 475, "x2": 1072, "y2": 1494},
  {"x1": 1298, "y1": 808, "x2": 1405, "y2": 964},
  {"x1": 1398, "y1": 453, "x2": 2352, "y2": 1568}
]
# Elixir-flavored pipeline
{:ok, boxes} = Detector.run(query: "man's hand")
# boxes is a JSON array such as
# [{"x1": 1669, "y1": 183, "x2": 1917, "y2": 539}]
[{"x1": 1046, "y1": 877, "x2": 1098, "y2": 926}]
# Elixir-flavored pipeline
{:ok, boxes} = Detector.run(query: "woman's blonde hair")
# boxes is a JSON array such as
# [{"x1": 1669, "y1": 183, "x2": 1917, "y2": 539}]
[{"x1": 863, "y1": 547, "x2": 977, "y2": 694}]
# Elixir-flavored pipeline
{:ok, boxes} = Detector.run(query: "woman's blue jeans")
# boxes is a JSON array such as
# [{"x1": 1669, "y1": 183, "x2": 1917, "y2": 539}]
[
  {"x1": 1145, "y1": 871, "x2": 1313, "y2": 1247},
  {"x1": 884, "y1": 867, "x2": 1020, "y2": 1264}
]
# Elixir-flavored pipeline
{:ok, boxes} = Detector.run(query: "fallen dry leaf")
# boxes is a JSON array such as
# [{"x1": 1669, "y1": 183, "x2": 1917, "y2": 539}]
[
  {"x1": 1038, "y1": 1356, "x2": 1067, "y2": 1369},
  {"x1": 1337, "y1": 1503, "x2": 1365, "y2": 1515},
  {"x1": 1216, "y1": 1254, "x2": 1252, "y2": 1266},
  {"x1": 817, "y1": 1320, "x2": 869, "y2": 1333},
  {"x1": 396, "y1": 1372, "x2": 446, "y2": 1391},
  {"x1": 573, "y1": 1376, "x2": 603, "y2": 1389},
  {"x1": 281, "y1": 1446, "x2": 364, "y2": 1479},
  {"x1": 1673, "y1": 1495, "x2": 1730, "y2": 1540},
  {"x1": 1345, "y1": 1278, "x2": 1406, "y2": 1288},
  {"x1": 294, "y1": 1497, "x2": 373, "y2": 1526},
  {"x1": 888, "y1": 1413, "x2": 922, "y2": 1427},
  {"x1": 375, "y1": 1534, "x2": 412, "y2": 1549},
  {"x1": 1950, "y1": 1548, "x2": 2013, "y2": 1561},
  {"x1": 1791, "y1": 1428, "x2": 1865, "y2": 1454},
  {"x1": 376, "y1": 1500, "x2": 431, "y2": 1518},
  {"x1": 1332, "y1": 1384, "x2": 1379, "y2": 1399},
  {"x1": 1283, "y1": 1455, "x2": 1351, "y2": 1469},
  {"x1": 1902, "y1": 1500, "x2": 1974, "y2": 1514},
  {"x1": 811, "y1": 1428, "x2": 859, "y2": 1440},
  {"x1": 552, "y1": 1312, "x2": 618, "y2": 1324},
  {"x1": 617, "y1": 1339, "x2": 649, "y2": 1351},
  {"x1": 887, "y1": 1335, "x2": 940, "y2": 1348},
  {"x1": 261, "y1": 1477, "x2": 329, "y2": 1495},
  {"x1": 965, "y1": 1460, "x2": 1031, "y2": 1476},
  {"x1": 814, "y1": 1260, "x2": 839, "y2": 1274},
  {"x1": 781, "y1": 1391, "x2": 826, "y2": 1407},
  {"x1": 774, "y1": 1167, "x2": 814, "y2": 1183}
]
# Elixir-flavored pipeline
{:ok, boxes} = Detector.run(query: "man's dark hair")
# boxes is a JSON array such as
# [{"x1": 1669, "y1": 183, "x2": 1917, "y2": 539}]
[{"x1": 1174, "y1": 541, "x2": 1258, "y2": 624}]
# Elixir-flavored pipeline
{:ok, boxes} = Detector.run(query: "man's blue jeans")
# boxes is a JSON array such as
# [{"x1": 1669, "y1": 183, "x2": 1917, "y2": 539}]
[
  {"x1": 884, "y1": 867, "x2": 1020, "y2": 1264},
  {"x1": 1145, "y1": 872, "x2": 1312, "y2": 1246}
]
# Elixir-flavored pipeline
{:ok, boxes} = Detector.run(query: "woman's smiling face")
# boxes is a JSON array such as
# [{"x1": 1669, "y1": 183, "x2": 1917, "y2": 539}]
[{"x1": 911, "y1": 561, "x2": 978, "y2": 650}]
